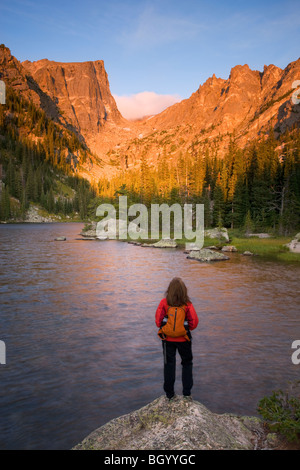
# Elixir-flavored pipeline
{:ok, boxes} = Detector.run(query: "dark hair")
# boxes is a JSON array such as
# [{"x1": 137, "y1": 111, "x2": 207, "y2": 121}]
[{"x1": 165, "y1": 277, "x2": 191, "y2": 307}]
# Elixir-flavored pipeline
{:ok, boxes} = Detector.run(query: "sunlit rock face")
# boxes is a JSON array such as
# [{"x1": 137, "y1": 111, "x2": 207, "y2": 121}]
[
  {"x1": 73, "y1": 395, "x2": 281, "y2": 450},
  {"x1": 1, "y1": 44, "x2": 300, "y2": 181}
]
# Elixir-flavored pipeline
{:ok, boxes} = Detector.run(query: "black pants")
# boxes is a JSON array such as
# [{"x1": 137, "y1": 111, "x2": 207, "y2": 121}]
[{"x1": 162, "y1": 340, "x2": 193, "y2": 399}]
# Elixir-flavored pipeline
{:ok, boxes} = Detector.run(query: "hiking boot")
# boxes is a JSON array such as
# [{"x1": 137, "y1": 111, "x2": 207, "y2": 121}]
[
  {"x1": 166, "y1": 394, "x2": 176, "y2": 402},
  {"x1": 183, "y1": 395, "x2": 193, "y2": 402}
]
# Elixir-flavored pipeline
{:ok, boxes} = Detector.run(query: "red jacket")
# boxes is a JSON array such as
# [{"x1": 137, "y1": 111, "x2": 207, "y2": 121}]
[{"x1": 155, "y1": 298, "x2": 199, "y2": 342}]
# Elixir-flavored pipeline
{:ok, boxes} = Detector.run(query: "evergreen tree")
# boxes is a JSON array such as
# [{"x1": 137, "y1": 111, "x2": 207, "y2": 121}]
[
  {"x1": 243, "y1": 210, "x2": 255, "y2": 236},
  {"x1": 0, "y1": 186, "x2": 11, "y2": 220},
  {"x1": 47, "y1": 189, "x2": 55, "y2": 213},
  {"x1": 212, "y1": 173, "x2": 225, "y2": 227},
  {"x1": 231, "y1": 177, "x2": 250, "y2": 228},
  {"x1": 140, "y1": 154, "x2": 153, "y2": 205}
]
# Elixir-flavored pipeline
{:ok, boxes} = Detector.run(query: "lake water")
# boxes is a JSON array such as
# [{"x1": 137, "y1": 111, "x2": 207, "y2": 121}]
[{"x1": 0, "y1": 223, "x2": 299, "y2": 449}]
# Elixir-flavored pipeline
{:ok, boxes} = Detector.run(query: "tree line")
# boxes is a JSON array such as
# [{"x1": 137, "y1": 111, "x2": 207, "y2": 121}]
[
  {"x1": 0, "y1": 86, "x2": 99, "y2": 221},
  {"x1": 97, "y1": 128, "x2": 300, "y2": 235},
  {"x1": 0, "y1": 83, "x2": 299, "y2": 234}
]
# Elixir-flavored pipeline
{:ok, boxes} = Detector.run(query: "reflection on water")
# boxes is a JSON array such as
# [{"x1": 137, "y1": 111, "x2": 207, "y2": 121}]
[{"x1": 0, "y1": 223, "x2": 299, "y2": 449}]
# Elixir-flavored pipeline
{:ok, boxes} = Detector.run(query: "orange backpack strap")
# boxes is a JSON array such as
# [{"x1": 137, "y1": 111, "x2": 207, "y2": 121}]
[{"x1": 158, "y1": 304, "x2": 191, "y2": 341}]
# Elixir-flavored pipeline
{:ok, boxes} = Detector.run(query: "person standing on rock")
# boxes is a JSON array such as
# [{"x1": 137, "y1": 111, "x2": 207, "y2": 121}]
[{"x1": 155, "y1": 277, "x2": 199, "y2": 401}]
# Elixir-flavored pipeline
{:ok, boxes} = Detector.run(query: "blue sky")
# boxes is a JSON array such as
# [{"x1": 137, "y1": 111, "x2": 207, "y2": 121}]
[{"x1": 1, "y1": 0, "x2": 300, "y2": 118}]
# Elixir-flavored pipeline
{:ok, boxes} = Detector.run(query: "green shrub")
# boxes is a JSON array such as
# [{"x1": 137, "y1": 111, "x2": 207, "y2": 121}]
[{"x1": 257, "y1": 382, "x2": 300, "y2": 441}]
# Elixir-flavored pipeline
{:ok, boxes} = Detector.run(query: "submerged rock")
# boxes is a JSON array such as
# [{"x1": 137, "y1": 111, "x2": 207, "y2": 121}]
[
  {"x1": 187, "y1": 248, "x2": 230, "y2": 262},
  {"x1": 54, "y1": 237, "x2": 66, "y2": 241},
  {"x1": 142, "y1": 238, "x2": 177, "y2": 248},
  {"x1": 242, "y1": 251, "x2": 254, "y2": 256},
  {"x1": 221, "y1": 245, "x2": 238, "y2": 252},
  {"x1": 73, "y1": 395, "x2": 274, "y2": 451}
]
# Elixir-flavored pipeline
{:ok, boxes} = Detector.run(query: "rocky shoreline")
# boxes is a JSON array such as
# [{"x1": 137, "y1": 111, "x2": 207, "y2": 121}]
[
  {"x1": 79, "y1": 222, "x2": 256, "y2": 262},
  {"x1": 79, "y1": 221, "x2": 300, "y2": 252},
  {"x1": 0, "y1": 204, "x2": 82, "y2": 224},
  {"x1": 2, "y1": 215, "x2": 298, "y2": 261},
  {"x1": 77, "y1": 221, "x2": 300, "y2": 261},
  {"x1": 24, "y1": 205, "x2": 57, "y2": 223},
  {"x1": 73, "y1": 395, "x2": 292, "y2": 451}
]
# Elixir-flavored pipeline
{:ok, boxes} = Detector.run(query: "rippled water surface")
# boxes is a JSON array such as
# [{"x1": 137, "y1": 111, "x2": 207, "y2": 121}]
[{"x1": 0, "y1": 223, "x2": 299, "y2": 449}]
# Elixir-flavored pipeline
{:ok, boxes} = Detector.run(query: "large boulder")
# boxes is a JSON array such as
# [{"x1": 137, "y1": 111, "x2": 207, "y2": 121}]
[
  {"x1": 205, "y1": 227, "x2": 229, "y2": 242},
  {"x1": 285, "y1": 233, "x2": 300, "y2": 253},
  {"x1": 187, "y1": 248, "x2": 229, "y2": 262},
  {"x1": 73, "y1": 395, "x2": 277, "y2": 451},
  {"x1": 80, "y1": 221, "x2": 97, "y2": 238}
]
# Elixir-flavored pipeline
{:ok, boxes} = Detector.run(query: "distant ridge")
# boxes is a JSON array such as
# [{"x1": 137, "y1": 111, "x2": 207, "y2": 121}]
[{"x1": 1, "y1": 44, "x2": 300, "y2": 179}]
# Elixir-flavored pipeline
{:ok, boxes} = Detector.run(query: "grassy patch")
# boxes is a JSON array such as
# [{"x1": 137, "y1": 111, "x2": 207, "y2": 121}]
[
  {"x1": 174, "y1": 237, "x2": 223, "y2": 248},
  {"x1": 120, "y1": 226, "x2": 300, "y2": 262},
  {"x1": 55, "y1": 180, "x2": 75, "y2": 198},
  {"x1": 276, "y1": 251, "x2": 300, "y2": 262},
  {"x1": 230, "y1": 236, "x2": 300, "y2": 262}
]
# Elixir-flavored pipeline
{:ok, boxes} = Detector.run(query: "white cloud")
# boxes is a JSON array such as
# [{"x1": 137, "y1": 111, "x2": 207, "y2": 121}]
[{"x1": 114, "y1": 91, "x2": 182, "y2": 120}]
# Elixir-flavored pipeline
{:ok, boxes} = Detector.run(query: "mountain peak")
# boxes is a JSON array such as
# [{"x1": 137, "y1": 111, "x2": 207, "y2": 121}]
[
  {"x1": 229, "y1": 63, "x2": 255, "y2": 81},
  {"x1": 23, "y1": 57, "x2": 123, "y2": 133},
  {"x1": 206, "y1": 72, "x2": 222, "y2": 86},
  {"x1": 1, "y1": 46, "x2": 300, "y2": 181},
  {"x1": 198, "y1": 73, "x2": 225, "y2": 93},
  {"x1": 0, "y1": 44, "x2": 11, "y2": 55}
]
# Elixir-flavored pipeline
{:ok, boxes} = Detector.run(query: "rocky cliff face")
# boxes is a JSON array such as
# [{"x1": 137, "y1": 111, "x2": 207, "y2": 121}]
[
  {"x1": 73, "y1": 395, "x2": 288, "y2": 450},
  {"x1": 111, "y1": 59, "x2": 300, "y2": 169},
  {"x1": 2, "y1": 44, "x2": 300, "y2": 181},
  {"x1": 22, "y1": 58, "x2": 140, "y2": 164},
  {"x1": 0, "y1": 46, "x2": 116, "y2": 181},
  {"x1": 23, "y1": 59, "x2": 123, "y2": 133},
  {"x1": 151, "y1": 60, "x2": 300, "y2": 138},
  {"x1": 0, "y1": 45, "x2": 63, "y2": 124}
]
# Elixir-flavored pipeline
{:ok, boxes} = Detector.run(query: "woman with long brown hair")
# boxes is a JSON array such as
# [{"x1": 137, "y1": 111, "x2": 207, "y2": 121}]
[{"x1": 155, "y1": 277, "x2": 199, "y2": 400}]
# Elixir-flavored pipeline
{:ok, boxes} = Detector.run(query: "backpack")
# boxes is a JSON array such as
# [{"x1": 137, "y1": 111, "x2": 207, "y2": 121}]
[{"x1": 158, "y1": 305, "x2": 190, "y2": 342}]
